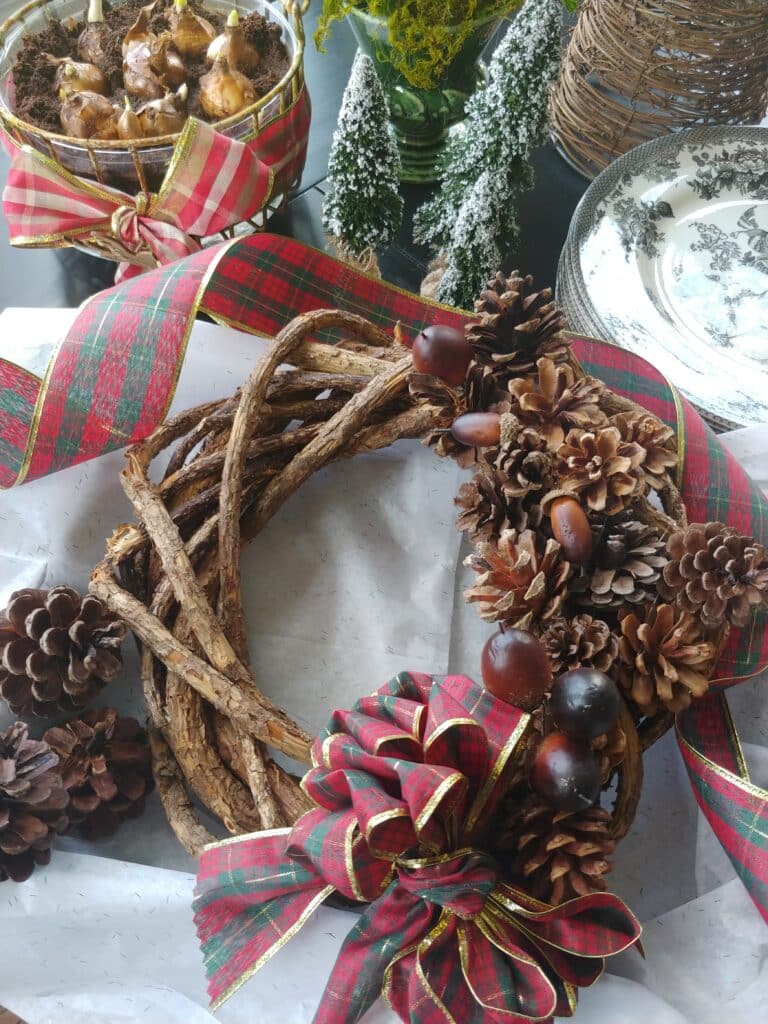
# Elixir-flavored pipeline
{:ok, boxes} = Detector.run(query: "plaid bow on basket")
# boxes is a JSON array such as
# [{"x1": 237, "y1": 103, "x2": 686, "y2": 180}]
[{"x1": 194, "y1": 672, "x2": 641, "y2": 1022}]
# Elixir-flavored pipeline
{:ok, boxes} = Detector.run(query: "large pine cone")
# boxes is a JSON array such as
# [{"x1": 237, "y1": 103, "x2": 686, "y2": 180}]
[
  {"x1": 0, "y1": 587, "x2": 126, "y2": 718},
  {"x1": 0, "y1": 722, "x2": 69, "y2": 882},
  {"x1": 553, "y1": 427, "x2": 645, "y2": 515},
  {"x1": 574, "y1": 517, "x2": 668, "y2": 610},
  {"x1": 466, "y1": 272, "x2": 569, "y2": 380},
  {"x1": 507, "y1": 358, "x2": 607, "y2": 449},
  {"x1": 500, "y1": 798, "x2": 615, "y2": 905},
  {"x1": 495, "y1": 428, "x2": 554, "y2": 497},
  {"x1": 44, "y1": 708, "x2": 153, "y2": 839},
  {"x1": 455, "y1": 465, "x2": 544, "y2": 543},
  {"x1": 464, "y1": 529, "x2": 571, "y2": 630},
  {"x1": 661, "y1": 523, "x2": 768, "y2": 629},
  {"x1": 618, "y1": 604, "x2": 715, "y2": 715},
  {"x1": 612, "y1": 412, "x2": 677, "y2": 491},
  {"x1": 538, "y1": 613, "x2": 619, "y2": 674}
]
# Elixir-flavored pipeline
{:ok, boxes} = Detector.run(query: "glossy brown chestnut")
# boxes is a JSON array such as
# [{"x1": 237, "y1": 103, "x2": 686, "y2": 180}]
[
  {"x1": 529, "y1": 732, "x2": 601, "y2": 812},
  {"x1": 550, "y1": 495, "x2": 593, "y2": 565},
  {"x1": 450, "y1": 412, "x2": 501, "y2": 448},
  {"x1": 481, "y1": 628, "x2": 553, "y2": 711},
  {"x1": 549, "y1": 668, "x2": 621, "y2": 740},
  {"x1": 411, "y1": 325, "x2": 472, "y2": 386}
]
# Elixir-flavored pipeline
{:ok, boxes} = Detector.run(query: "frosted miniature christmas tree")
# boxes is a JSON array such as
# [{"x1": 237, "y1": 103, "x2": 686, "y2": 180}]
[
  {"x1": 322, "y1": 52, "x2": 404, "y2": 264},
  {"x1": 414, "y1": 0, "x2": 563, "y2": 307}
]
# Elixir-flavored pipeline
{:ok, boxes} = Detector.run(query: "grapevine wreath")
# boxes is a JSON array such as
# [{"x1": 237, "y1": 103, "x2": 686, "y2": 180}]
[{"x1": 86, "y1": 270, "x2": 767, "y2": 1021}]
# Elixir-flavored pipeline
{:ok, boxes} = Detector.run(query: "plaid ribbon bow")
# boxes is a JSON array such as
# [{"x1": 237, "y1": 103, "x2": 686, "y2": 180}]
[
  {"x1": 2, "y1": 118, "x2": 274, "y2": 281},
  {"x1": 194, "y1": 672, "x2": 641, "y2": 1020}
]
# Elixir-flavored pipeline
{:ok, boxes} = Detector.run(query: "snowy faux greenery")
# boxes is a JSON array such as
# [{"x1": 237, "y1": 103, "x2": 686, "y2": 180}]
[
  {"x1": 322, "y1": 52, "x2": 404, "y2": 258},
  {"x1": 414, "y1": 0, "x2": 564, "y2": 308}
]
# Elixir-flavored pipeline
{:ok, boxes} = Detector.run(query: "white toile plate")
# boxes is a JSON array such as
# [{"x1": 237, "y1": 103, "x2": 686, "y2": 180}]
[{"x1": 558, "y1": 126, "x2": 768, "y2": 428}]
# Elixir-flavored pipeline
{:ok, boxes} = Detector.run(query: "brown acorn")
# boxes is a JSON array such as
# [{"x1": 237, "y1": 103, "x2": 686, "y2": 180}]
[
  {"x1": 207, "y1": 9, "x2": 260, "y2": 74},
  {"x1": 200, "y1": 56, "x2": 256, "y2": 119}
]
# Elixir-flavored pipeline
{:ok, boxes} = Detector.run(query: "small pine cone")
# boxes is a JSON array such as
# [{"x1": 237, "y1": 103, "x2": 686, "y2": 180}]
[
  {"x1": 592, "y1": 723, "x2": 627, "y2": 783},
  {"x1": 464, "y1": 529, "x2": 571, "y2": 630},
  {"x1": 0, "y1": 722, "x2": 69, "y2": 882},
  {"x1": 661, "y1": 523, "x2": 768, "y2": 629},
  {"x1": 44, "y1": 708, "x2": 153, "y2": 840},
  {"x1": 0, "y1": 587, "x2": 126, "y2": 718},
  {"x1": 507, "y1": 358, "x2": 607, "y2": 449},
  {"x1": 538, "y1": 613, "x2": 619, "y2": 675},
  {"x1": 410, "y1": 364, "x2": 508, "y2": 464},
  {"x1": 574, "y1": 517, "x2": 668, "y2": 610},
  {"x1": 505, "y1": 798, "x2": 615, "y2": 905},
  {"x1": 612, "y1": 411, "x2": 677, "y2": 490},
  {"x1": 466, "y1": 271, "x2": 569, "y2": 382},
  {"x1": 494, "y1": 428, "x2": 554, "y2": 497},
  {"x1": 618, "y1": 604, "x2": 715, "y2": 715},
  {"x1": 553, "y1": 427, "x2": 645, "y2": 515}
]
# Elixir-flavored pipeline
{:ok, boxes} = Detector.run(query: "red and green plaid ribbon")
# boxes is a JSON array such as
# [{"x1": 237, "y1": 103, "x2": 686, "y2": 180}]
[
  {"x1": 0, "y1": 232, "x2": 765, "y2": 930},
  {"x1": 194, "y1": 672, "x2": 642, "y2": 1018}
]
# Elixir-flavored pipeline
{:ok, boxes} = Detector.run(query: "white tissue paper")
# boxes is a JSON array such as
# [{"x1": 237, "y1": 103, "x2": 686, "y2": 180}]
[{"x1": 0, "y1": 308, "x2": 766, "y2": 1023}]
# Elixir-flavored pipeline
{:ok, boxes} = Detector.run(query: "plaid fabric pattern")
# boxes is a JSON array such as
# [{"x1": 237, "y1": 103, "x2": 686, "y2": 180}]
[
  {"x1": 3, "y1": 118, "x2": 275, "y2": 277},
  {"x1": 0, "y1": 232, "x2": 765, "y2": 927},
  {"x1": 194, "y1": 673, "x2": 641, "y2": 1019}
]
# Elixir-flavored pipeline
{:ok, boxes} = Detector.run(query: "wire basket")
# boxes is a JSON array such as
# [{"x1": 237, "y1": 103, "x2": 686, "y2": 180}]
[
  {"x1": 0, "y1": 0, "x2": 309, "y2": 217},
  {"x1": 550, "y1": 0, "x2": 768, "y2": 179}
]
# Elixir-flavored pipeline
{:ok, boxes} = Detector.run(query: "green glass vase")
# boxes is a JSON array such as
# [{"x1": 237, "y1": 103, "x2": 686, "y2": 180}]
[{"x1": 347, "y1": 8, "x2": 504, "y2": 184}]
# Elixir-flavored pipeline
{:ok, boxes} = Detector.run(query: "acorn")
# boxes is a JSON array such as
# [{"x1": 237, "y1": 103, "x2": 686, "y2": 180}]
[
  {"x1": 549, "y1": 495, "x2": 593, "y2": 565},
  {"x1": 52, "y1": 59, "x2": 107, "y2": 101},
  {"x1": 168, "y1": 0, "x2": 216, "y2": 57},
  {"x1": 450, "y1": 412, "x2": 501, "y2": 448},
  {"x1": 78, "y1": 0, "x2": 109, "y2": 66},
  {"x1": 549, "y1": 669, "x2": 621, "y2": 741},
  {"x1": 60, "y1": 90, "x2": 119, "y2": 140},
  {"x1": 207, "y1": 9, "x2": 260, "y2": 74},
  {"x1": 137, "y1": 83, "x2": 188, "y2": 136},
  {"x1": 481, "y1": 628, "x2": 552, "y2": 711},
  {"x1": 411, "y1": 324, "x2": 473, "y2": 386},
  {"x1": 529, "y1": 732, "x2": 601, "y2": 813},
  {"x1": 199, "y1": 55, "x2": 256, "y2": 119},
  {"x1": 117, "y1": 96, "x2": 143, "y2": 140}
]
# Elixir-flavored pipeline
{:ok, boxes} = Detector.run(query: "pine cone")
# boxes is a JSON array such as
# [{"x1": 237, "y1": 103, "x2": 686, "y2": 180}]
[
  {"x1": 612, "y1": 412, "x2": 677, "y2": 490},
  {"x1": 538, "y1": 613, "x2": 619, "y2": 674},
  {"x1": 661, "y1": 523, "x2": 768, "y2": 629},
  {"x1": 410, "y1": 364, "x2": 507, "y2": 464},
  {"x1": 500, "y1": 798, "x2": 615, "y2": 905},
  {"x1": 465, "y1": 529, "x2": 571, "y2": 630},
  {"x1": 466, "y1": 271, "x2": 569, "y2": 381},
  {"x1": 44, "y1": 708, "x2": 153, "y2": 840},
  {"x1": 494, "y1": 428, "x2": 554, "y2": 497},
  {"x1": 507, "y1": 358, "x2": 607, "y2": 449},
  {"x1": 574, "y1": 517, "x2": 668, "y2": 610},
  {"x1": 553, "y1": 427, "x2": 645, "y2": 515},
  {"x1": 0, "y1": 722, "x2": 69, "y2": 882},
  {"x1": 0, "y1": 587, "x2": 126, "y2": 718},
  {"x1": 592, "y1": 723, "x2": 627, "y2": 783},
  {"x1": 617, "y1": 604, "x2": 715, "y2": 715}
]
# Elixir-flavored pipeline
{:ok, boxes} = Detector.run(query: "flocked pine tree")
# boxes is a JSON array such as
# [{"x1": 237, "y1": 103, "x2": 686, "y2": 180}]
[
  {"x1": 322, "y1": 52, "x2": 404, "y2": 264},
  {"x1": 414, "y1": 0, "x2": 563, "y2": 308}
]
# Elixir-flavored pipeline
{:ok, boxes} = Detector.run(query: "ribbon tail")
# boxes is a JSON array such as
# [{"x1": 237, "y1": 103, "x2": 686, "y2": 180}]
[
  {"x1": 193, "y1": 830, "x2": 333, "y2": 1007},
  {"x1": 677, "y1": 693, "x2": 768, "y2": 924},
  {"x1": 313, "y1": 881, "x2": 436, "y2": 1024}
]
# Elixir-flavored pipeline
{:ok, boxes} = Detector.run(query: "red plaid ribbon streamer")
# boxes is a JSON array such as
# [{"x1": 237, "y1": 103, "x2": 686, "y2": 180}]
[
  {"x1": 194, "y1": 673, "x2": 642, "y2": 1019},
  {"x1": 0, "y1": 232, "x2": 765, "y2": 930}
]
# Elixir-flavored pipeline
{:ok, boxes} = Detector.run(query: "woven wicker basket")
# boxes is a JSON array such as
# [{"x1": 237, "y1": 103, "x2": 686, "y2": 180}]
[
  {"x1": 550, "y1": 0, "x2": 768, "y2": 179},
  {"x1": 0, "y1": 0, "x2": 307, "y2": 209}
]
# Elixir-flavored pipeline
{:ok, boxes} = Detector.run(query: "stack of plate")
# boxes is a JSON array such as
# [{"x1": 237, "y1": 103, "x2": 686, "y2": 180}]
[{"x1": 557, "y1": 126, "x2": 768, "y2": 430}]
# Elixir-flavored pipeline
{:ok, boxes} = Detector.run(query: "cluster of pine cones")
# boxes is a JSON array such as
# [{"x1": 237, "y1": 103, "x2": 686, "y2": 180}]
[
  {"x1": 424, "y1": 271, "x2": 768, "y2": 905},
  {"x1": 0, "y1": 587, "x2": 152, "y2": 883}
]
